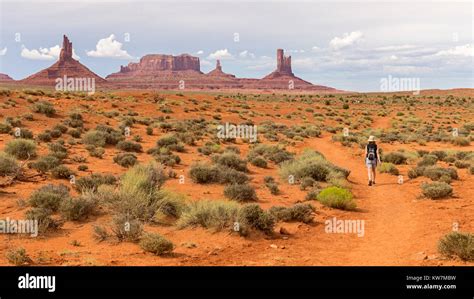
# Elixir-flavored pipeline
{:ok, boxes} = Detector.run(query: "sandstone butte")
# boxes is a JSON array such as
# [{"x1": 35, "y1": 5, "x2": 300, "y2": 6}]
[{"x1": 7, "y1": 35, "x2": 338, "y2": 91}]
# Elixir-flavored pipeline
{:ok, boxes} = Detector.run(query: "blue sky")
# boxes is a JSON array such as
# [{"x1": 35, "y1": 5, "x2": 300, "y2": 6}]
[{"x1": 0, "y1": 0, "x2": 472, "y2": 91}]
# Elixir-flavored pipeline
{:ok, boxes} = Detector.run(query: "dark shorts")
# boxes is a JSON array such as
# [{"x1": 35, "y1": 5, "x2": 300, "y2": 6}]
[{"x1": 365, "y1": 158, "x2": 377, "y2": 168}]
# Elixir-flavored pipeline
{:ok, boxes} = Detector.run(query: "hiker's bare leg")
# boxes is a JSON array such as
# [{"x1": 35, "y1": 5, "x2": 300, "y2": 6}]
[{"x1": 372, "y1": 166, "x2": 376, "y2": 182}]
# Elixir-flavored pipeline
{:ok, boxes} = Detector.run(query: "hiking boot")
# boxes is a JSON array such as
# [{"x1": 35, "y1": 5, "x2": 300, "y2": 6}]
[{"x1": 368, "y1": 181, "x2": 372, "y2": 186}]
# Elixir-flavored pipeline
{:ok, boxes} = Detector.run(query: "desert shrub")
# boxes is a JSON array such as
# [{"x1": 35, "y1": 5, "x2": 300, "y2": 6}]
[
  {"x1": 247, "y1": 144, "x2": 293, "y2": 164},
  {"x1": 177, "y1": 200, "x2": 240, "y2": 231},
  {"x1": 300, "y1": 177, "x2": 316, "y2": 190},
  {"x1": 224, "y1": 184, "x2": 257, "y2": 202},
  {"x1": 29, "y1": 184, "x2": 70, "y2": 211},
  {"x1": 279, "y1": 150, "x2": 350, "y2": 183},
  {"x1": 32, "y1": 101, "x2": 55, "y2": 117},
  {"x1": 305, "y1": 188, "x2": 321, "y2": 200},
  {"x1": 15, "y1": 128, "x2": 34, "y2": 139},
  {"x1": 139, "y1": 233, "x2": 174, "y2": 256},
  {"x1": 438, "y1": 232, "x2": 474, "y2": 261},
  {"x1": 111, "y1": 213, "x2": 143, "y2": 242},
  {"x1": 37, "y1": 131, "x2": 52, "y2": 142},
  {"x1": 60, "y1": 193, "x2": 98, "y2": 221},
  {"x1": 431, "y1": 150, "x2": 448, "y2": 161},
  {"x1": 68, "y1": 128, "x2": 82, "y2": 138},
  {"x1": 317, "y1": 186, "x2": 356, "y2": 210},
  {"x1": 6, "y1": 248, "x2": 31, "y2": 265},
  {"x1": 408, "y1": 166, "x2": 425, "y2": 179},
  {"x1": 151, "y1": 151, "x2": 181, "y2": 167},
  {"x1": 146, "y1": 127, "x2": 153, "y2": 135},
  {"x1": 156, "y1": 134, "x2": 185, "y2": 152},
  {"x1": 82, "y1": 130, "x2": 107, "y2": 147},
  {"x1": 75, "y1": 173, "x2": 116, "y2": 192},
  {"x1": 451, "y1": 137, "x2": 470, "y2": 146},
  {"x1": 152, "y1": 190, "x2": 187, "y2": 224},
  {"x1": 250, "y1": 156, "x2": 267, "y2": 168},
  {"x1": 116, "y1": 140, "x2": 142, "y2": 152},
  {"x1": 0, "y1": 152, "x2": 19, "y2": 176},
  {"x1": 211, "y1": 152, "x2": 248, "y2": 172},
  {"x1": 189, "y1": 163, "x2": 248, "y2": 185},
  {"x1": 382, "y1": 152, "x2": 407, "y2": 164},
  {"x1": 264, "y1": 176, "x2": 280, "y2": 195},
  {"x1": 113, "y1": 153, "x2": 138, "y2": 167},
  {"x1": 454, "y1": 160, "x2": 470, "y2": 169},
  {"x1": 417, "y1": 154, "x2": 438, "y2": 167},
  {"x1": 423, "y1": 166, "x2": 458, "y2": 181},
  {"x1": 421, "y1": 182, "x2": 453, "y2": 199},
  {"x1": 25, "y1": 208, "x2": 62, "y2": 233},
  {"x1": 51, "y1": 165, "x2": 74, "y2": 179},
  {"x1": 0, "y1": 122, "x2": 12, "y2": 134},
  {"x1": 470, "y1": 166, "x2": 474, "y2": 175},
  {"x1": 86, "y1": 145, "x2": 105, "y2": 158},
  {"x1": 377, "y1": 162, "x2": 399, "y2": 175},
  {"x1": 92, "y1": 225, "x2": 109, "y2": 242},
  {"x1": 237, "y1": 204, "x2": 275, "y2": 236},
  {"x1": 29, "y1": 155, "x2": 61, "y2": 173},
  {"x1": 5, "y1": 139, "x2": 37, "y2": 159},
  {"x1": 269, "y1": 203, "x2": 315, "y2": 223}
]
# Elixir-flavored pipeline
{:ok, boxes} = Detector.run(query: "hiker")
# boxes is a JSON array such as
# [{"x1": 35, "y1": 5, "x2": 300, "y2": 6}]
[{"x1": 365, "y1": 135, "x2": 381, "y2": 186}]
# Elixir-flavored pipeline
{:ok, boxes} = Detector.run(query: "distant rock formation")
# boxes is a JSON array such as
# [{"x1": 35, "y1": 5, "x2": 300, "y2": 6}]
[
  {"x1": 0, "y1": 73, "x2": 14, "y2": 82},
  {"x1": 21, "y1": 35, "x2": 106, "y2": 86},
  {"x1": 264, "y1": 49, "x2": 295, "y2": 79},
  {"x1": 112, "y1": 54, "x2": 201, "y2": 75},
  {"x1": 207, "y1": 60, "x2": 235, "y2": 78}
]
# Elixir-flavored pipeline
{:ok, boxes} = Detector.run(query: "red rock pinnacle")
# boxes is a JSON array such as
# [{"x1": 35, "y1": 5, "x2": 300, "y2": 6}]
[{"x1": 59, "y1": 35, "x2": 73, "y2": 61}]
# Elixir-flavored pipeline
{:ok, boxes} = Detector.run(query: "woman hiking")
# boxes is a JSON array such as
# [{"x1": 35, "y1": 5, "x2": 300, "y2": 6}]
[{"x1": 365, "y1": 135, "x2": 381, "y2": 186}]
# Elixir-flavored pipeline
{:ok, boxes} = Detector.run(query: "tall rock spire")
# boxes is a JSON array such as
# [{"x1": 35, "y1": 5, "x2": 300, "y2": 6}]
[{"x1": 59, "y1": 35, "x2": 73, "y2": 61}]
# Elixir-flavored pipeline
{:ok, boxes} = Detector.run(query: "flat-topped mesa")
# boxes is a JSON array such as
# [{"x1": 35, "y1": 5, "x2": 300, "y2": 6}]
[
  {"x1": 59, "y1": 35, "x2": 73, "y2": 62},
  {"x1": 117, "y1": 54, "x2": 201, "y2": 74},
  {"x1": 0, "y1": 73, "x2": 14, "y2": 82}
]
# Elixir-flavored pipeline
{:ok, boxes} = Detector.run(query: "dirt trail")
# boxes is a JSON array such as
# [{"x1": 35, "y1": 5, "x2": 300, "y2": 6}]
[{"x1": 305, "y1": 136, "x2": 419, "y2": 265}]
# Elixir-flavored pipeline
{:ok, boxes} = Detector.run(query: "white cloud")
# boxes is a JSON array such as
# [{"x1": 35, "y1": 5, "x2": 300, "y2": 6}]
[
  {"x1": 21, "y1": 45, "x2": 80, "y2": 60},
  {"x1": 329, "y1": 31, "x2": 363, "y2": 50},
  {"x1": 239, "y1": 50, "x2": 255, "y2": 59},
  {"x1": 207, "y1": 49, "x2": 233, "y2": 60},
  {"x1": 86, "y1": 34, "x2": 133, "y2": 59},
  {"x1": 200, "y1": 59, "x2": 212, "y2": 66},
  {"x1": 435, "y1": 44, "x2": 473, "y2": 57},
  {"x1": 289, "y1": 49, "x2": 305, "y2": 53},
  {"x1": 375, "y1": 45, "x2": 417, "y2": 52},
  {"x1": 0, "y1": 47, "x2": 6, "y2": 56},
  {"x1": 196, "y1": 50, "x2": 204, "y2": 55},
  {"x1": 311, "y1": 46, "x2": 320, "y2": 52}
]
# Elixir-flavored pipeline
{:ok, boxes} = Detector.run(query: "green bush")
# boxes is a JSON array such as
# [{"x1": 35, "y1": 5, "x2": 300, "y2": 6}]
[
  {"x1": 211, "y1": 152, "x2": 248, "y2": 172},
  {"x1": 5, "y1": 139, "x2": 37, "y2": 159},
  {"x1": 29, "y1": 155, "x2": 61, "y2": 173},
  {"x1": 264, "y1": 176, "x2": 280, "y2": 195},
  {"x1": 25, "y1": 208, "x2": 62, "y2": 233},
  {"x1": 189, "y1": 163, "x2": 249, "y2": 185},
  {"x1": 438, "y1": 232, "x2": 474, "y2": 261},
  {"x1": 417, "y1": 154, "x2": 438, "y2": 167},
  {"x1": 29, "y1": 184, "x2": 70, "y2": 211},
  {"x1": 377, "y1": 162, "x2": 399, "y2": 175},
  {"x1": 237, "y1": 204, "x2": 275, "y2": 236},
  {"x1": 177, "y1": 200, "x2": 240, "y2": 231},
  {"x1": 32, "y1": 101, "x2": 55, "y2": 117},
  {"x1": 51, "y1": 165, "x2": 74, "y2": 179},
  {"x1": 454, "y1": 160, "x2": 470, "y2": 169},
  {"x1": 139, "y1": 233, "x2": 174, "y2": 256},
  {"x1": 423, "y1": 166, "x2": 458, "y2": 181},
  {"x1": 269, "y1": 203, "x2": 315, "y2": 223},
  {"x1": 249, "y1": 156, "x2": 267, "y2": 168},
  {"x1": 111, "y1": 213, "x2": 143, "y2": 242},
  {"x1": 451, "y1": 137, "x2": 470, "y2": 146},
  {"x1": 280, "y1": 150, "x2": 349, "y2": 183},
  {"x1": 421, "y1": 182, "x2": 453, "y2": 199},
  {"x1": 60, "y1": 192, "x2": 98, "y2": 221},
  {"x1": 6, "y1": 248, "x2": 31, "y2": 265},
  {"x1": 224, "y1": 184, "x2": 257, "y2": 202},
  {"x1": 75, "y1": 173, "x2": 116, "y2": 192},
  {"x1": 113, "y1": 153, "x2": 138, "y2": 168},
  {"x1": 382, "y1": 152, "x2": 407, "y2": 165},
  {"x1": 247, "y1": 144, "x2": 293, "y2": 164},
  {"x1": 0, "y1": 152, "x2": 19, "y2": 176},
  {"x1": 317, "y1": 186, "x2": 356, "y2": 210},
  {"x1": 116, "y1": 140, "x2": 143, "y2": 152},
  {"x1": 82, "y1": 130, "x2": 107, "y2": 147}
]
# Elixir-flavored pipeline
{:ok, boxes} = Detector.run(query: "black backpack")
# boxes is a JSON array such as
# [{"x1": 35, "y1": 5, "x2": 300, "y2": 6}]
[{"x1": 367, "y1": 143, "x2": 377, "y2": 161}]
